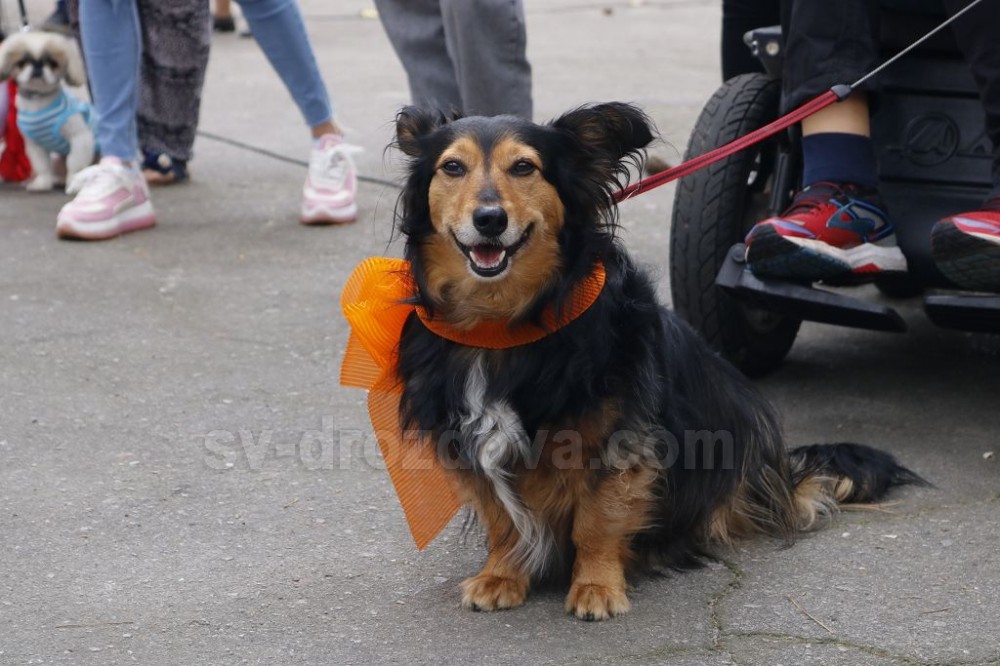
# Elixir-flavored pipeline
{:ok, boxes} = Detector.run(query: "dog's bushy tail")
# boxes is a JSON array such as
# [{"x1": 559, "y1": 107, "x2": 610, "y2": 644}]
[{"x1": 786, "y1": 443, "x2": 928, "y2": 531}]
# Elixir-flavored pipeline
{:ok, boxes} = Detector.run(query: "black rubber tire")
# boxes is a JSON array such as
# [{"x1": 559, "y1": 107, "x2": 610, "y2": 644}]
[{"x1": 670, "y1": 73, "x2": 801, "y2": 377}]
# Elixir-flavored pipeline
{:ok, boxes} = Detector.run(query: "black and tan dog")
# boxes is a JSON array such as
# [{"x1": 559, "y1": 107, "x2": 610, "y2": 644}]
[{"x1": 387, "y1": 102, "x2": 922, "y2": 620}]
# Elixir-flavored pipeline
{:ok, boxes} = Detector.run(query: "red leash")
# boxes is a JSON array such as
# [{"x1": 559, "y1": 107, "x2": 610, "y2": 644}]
[{"x1": 613, "y1": 86, "x2": 846, "y2": 203}]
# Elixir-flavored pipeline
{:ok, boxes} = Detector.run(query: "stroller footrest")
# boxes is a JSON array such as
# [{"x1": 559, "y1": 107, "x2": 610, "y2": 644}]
[
  {"x1": 924, "y1": 294, "x2": 1000, "y2": 333},
  {"x1": 716, "y1": 244, "x2": 908, "y2": 332}
]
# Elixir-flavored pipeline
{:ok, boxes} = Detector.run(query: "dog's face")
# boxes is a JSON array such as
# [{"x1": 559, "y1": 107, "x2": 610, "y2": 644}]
[
  {"x1": 428, "y1": 124, "x2": 562, "y2": 282},
  {"x1": 395, "y1": 104, "x2": 653, "y2": 327},
  {"x1": 0, "y1": 32, "x2": 86, "y2": 95}
]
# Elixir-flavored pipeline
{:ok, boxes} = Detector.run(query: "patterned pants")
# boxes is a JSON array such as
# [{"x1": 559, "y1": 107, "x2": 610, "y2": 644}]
[{"x1": 68, "y1": 0, "x2": 210, "y2": 162}]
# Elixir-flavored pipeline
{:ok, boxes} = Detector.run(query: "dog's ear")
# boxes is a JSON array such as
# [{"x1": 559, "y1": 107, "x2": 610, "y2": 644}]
[
  {"x1": 0, "y1": 37, "x2": 26, "y2": 82},
  {"x1": 395, "y1": 106, "x2": 443, "y2": 157},
  {"x1": 57, "y1": 37, "x2": 88, "y2": 88},
  {"x1": 552, "y1": 102, "x2": 655, "y2": 173}
]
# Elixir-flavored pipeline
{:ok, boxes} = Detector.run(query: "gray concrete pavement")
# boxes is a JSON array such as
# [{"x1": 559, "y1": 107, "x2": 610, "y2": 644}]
[{"x1": 2, "y1": 1, "x2": 999, "y2": 664}]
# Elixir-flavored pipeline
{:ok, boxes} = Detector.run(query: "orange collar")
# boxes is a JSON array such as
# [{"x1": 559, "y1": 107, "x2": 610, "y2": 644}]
[{"x1": 340, "y1": 257, "x2": 606, "y2": 549}]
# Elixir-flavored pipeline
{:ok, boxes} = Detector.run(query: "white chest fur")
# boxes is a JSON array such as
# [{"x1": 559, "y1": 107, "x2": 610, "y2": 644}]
[{"x1": 461, "y1": 354, "x2": 553, "y2": 575}]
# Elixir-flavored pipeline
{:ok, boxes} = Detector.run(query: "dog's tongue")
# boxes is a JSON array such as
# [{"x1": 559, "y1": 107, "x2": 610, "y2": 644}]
[{"x1": 470, "y1": 244, "x2": 505, "y2": 268}]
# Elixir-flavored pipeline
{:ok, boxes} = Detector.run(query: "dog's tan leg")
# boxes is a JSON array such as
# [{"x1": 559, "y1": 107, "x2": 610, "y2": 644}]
[
  {"x1": 566, "y1": 467, "x2": 657, "y2": 621},
  {"x1": 458, "y1": 480, "x2": 530, "y2": 612}
]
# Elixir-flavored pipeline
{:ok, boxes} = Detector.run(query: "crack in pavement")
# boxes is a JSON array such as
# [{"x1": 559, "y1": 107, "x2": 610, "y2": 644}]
[
  {"x1": 704, "y1": 538, "x2": 1000, "y2": 666},
  {"x1": 721, "y1": 631, "x2": 1000, "y2": 666},
  {"x1": 708, "y1": 557, "x2": 744, "y2": 650}
]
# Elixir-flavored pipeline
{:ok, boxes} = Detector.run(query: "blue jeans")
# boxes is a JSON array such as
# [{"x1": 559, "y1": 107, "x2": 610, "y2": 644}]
[
  {"x1": 237, "y1": 0, "x2": 332, "y2": 128},
  {"x1": 79, "y1": 0, "x2": 332, "y2": 161}
]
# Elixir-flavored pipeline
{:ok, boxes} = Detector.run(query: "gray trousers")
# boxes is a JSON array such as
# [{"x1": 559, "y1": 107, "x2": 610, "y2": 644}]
[{"x1": 374, "y1": 0, "x2": 532, "y2": 119}]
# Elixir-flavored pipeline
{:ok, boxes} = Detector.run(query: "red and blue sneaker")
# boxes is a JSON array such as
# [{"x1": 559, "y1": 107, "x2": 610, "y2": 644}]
[
  {"x1": 745, "y1": 182, "x2": 907, "y2": 284},
  {"x1": 930, "y1": 198, "x2": 1000, "y2": 292}
]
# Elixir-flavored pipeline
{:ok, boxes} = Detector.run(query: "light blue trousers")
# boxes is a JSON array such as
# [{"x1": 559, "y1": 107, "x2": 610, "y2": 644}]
[{"x1": 79, "y1": 0, "x2": 332, "y2": 160}]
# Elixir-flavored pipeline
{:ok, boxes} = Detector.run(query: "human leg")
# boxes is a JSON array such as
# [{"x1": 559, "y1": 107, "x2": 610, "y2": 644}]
[
  {"x1": 780, "y1": 0, "x2": 880, "y2": 113},
  {"x1": 42, "y1": 0, "x2": 74, "y2": 35},
  {"x1": 440, "y1": 0, "x2": 532, "y2": 118},
  {"x1": 373, "y1": 0, "x2": 463, "y2": 114},
  {"x1": 930, "y1": 0, "x2": 1000, "y2": 290},
  {"x1": 136, "y1": 0, "x2": 210, "y2": 183},
  {"x1": 779, "y1": 0, "x2": 878, "y2": 188},
  {"x1": 945, "y1": 0, "x2": 1000, "y2": 197},
  {"x1": 235, "y1": 0, "x2": 357, "y2": 224},
  {"x1": 236, "y1": 0, "x2": 332, "y2": 130},
  {"x1": 78, "y1": 0, "x2": 141, "y2": 162},
  {"x1": 58, "y1": 0, "x2": 155, "y2": 240},
  {"x1": 214, "y1": 0, "x2": 236, "y2": 32},
  {"x1": 744, "y1": 0, "x2": 905, "y2": 283}
]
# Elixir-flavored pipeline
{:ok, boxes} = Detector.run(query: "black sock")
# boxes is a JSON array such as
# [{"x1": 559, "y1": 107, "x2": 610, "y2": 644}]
[{"x1": 802, "y1": 132, "x2": 878, "y2": 189}]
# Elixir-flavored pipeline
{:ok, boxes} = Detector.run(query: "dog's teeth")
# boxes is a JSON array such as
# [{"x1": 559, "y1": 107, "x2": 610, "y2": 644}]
[{"x1": 471, "y1": 246, "x2": 506, "y2": 269}]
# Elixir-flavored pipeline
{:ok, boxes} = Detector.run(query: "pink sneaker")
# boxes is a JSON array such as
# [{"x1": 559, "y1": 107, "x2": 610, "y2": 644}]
[
  {"x1": 57, "y1": 157, "x2": 156, "y2": 240},
  {"x1": 301, "y1": 134, "x2": 360, "y2": 225}
]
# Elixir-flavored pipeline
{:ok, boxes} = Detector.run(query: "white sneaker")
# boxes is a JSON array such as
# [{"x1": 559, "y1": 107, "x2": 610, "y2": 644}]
[
  {"x1": 56, "y1": 157, "x2": 156, "y2": 240},
  {"x1": 301, "y1": 134, "x2": 361, "y2": 225}
]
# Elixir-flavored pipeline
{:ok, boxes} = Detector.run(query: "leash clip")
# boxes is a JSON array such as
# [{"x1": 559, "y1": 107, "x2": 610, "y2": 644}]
[{"x1": 830, "y1": 84, "x2": 853, "y2": 102}]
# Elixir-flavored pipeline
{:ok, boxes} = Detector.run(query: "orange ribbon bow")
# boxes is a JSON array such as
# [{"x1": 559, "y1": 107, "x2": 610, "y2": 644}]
[{"x1": 340, "y1": 256, "x2": 606, "y2": 549}]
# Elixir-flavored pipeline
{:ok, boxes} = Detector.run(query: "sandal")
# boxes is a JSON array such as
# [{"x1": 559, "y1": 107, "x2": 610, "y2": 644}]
[
  {"x1": 213, "y1": 15, "x2": 236, "y2": 32},
  {"x1": 141, "y1": 150, "x2": 189, "y2": 186}
]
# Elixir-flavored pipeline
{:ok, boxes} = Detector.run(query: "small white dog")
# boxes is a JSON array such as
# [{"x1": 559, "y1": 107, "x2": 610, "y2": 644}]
[{"x1": 0, "y1": 31, "x2": 96, "y2": 192}]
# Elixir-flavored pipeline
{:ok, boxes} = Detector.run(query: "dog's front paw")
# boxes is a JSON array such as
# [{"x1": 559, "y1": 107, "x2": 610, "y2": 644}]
[
  {"x1": 565, "y1": 582, "x2": 630, "y2": 621},
  {"x1": 460, "y1": 574, "x2": 528, "y2": 612},
  {"x1": 26, "y1": 176, "x2": 55, "y2": 192}
]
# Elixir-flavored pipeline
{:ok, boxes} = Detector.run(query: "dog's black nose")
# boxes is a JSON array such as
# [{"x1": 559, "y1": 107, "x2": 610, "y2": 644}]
[{"x1": 472, "y1": 206, "x2": 508, "y2": 237}]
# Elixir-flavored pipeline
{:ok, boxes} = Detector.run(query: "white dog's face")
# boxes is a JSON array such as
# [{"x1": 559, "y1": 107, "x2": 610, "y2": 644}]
[{"x1": 0, "y1": 32, "x2": 86, "y2": 96}]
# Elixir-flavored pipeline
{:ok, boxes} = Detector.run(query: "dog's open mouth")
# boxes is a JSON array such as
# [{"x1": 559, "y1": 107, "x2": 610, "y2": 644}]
[{"x1": 453, "y1": 224, "x2": 534, "y2": 278}]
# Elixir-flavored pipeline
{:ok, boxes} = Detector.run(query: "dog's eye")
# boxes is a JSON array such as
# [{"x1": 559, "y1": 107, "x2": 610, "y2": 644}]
[
  {"x1": 440, "y1": 160, "x2": 466, "y2": 177},
  {"x1": 509, "y1": 160, "x2": 536, "y2": 176}
]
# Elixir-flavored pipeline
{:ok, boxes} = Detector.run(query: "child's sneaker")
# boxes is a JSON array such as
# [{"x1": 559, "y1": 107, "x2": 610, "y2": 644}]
[
  {"x1": 301, "y1": 134, "x2": 360, "y2": 225},
  {"x1": 56, "y1": 157, "x2": 156, "y2": 240},
  {"x1": 745, "y1": 182, "x2": 907, "y2": 284},
  {"x1": 930, "y1": 198, "x2": 1000, "y2": 292}
]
